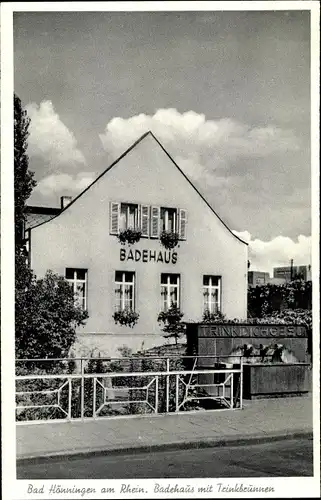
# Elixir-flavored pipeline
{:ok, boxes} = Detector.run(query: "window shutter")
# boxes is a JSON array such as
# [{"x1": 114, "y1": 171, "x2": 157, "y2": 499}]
[
  {"x1": 178, "y1": 209, "x2": 187, "y2": 240},
  {"x1": 150, "y1": 206, "x2": 160, "y2": 238},
  {"x1": 110, "y1": 202, "x2": 120, "y2": 234},
  {"x1": 140, "y1": 205, "x2": 150, "y2": 237}
]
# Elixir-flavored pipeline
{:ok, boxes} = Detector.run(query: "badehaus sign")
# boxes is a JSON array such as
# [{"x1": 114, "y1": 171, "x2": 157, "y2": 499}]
[
  {"x1": 120, "y1": 248, "x2": 178, "y2": 264},
  {"x1": 197, "y1": 323, "x2": 307, "y2": 338}
]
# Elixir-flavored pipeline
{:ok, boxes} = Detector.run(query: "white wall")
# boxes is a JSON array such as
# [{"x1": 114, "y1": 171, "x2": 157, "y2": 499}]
[{"x1": 31, "y1": 134, "x2": 248, "y2": 356}]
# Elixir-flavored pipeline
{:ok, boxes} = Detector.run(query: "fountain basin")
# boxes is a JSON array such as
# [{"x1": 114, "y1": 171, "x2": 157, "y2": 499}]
[{"x1": 242, "y1": 362, "x2": 311, "y2": 399}]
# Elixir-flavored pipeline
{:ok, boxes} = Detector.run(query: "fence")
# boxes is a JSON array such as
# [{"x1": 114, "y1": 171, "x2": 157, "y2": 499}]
[{"x1": 15, "y1": 355, "x2": 243, "y2": 424}]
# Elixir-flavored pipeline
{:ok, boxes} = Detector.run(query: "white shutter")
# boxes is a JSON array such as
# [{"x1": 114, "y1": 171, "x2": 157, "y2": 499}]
[
  {"x1": 178, "y1": 209, "x2": 187, "y2": 240},
  {"x1": 140, "y1": 205, "x2": 150, "y2": 237},
  {"x1": 150, "y1": 206, "x2": 160, "y2": 238},
  {"x1": 110, "y1": 202, "x2": 120, "y2": 234}
]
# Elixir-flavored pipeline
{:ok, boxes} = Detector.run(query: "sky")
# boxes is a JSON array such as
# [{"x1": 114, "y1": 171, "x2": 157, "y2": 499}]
[{"x1": 13, "y1": 9, "x2": 312, "y2": 274}]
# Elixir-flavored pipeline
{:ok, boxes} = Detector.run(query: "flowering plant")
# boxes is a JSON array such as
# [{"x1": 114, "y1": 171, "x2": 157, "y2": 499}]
[
  {"x1": 117, "y1": 228, "x2": 142, "y2": 246},
  {"x1": 113, "y1": 309, "x2": 139, "y2": 328},
  {"x1": 160, "y1": 230, "x2": 179, "y2": 250},
  {"x1": 202, "y1": 310, "x2": 226, "y2": 323}
]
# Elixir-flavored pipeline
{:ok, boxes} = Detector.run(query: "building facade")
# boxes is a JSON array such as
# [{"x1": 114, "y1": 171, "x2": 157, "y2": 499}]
[
  {"x1": 248, "y1": 271, "x2": 288, "y2": 287},
  {"x1": 273, "y1": 265, "x2": 312, "y2": 282},
  {"x1": 248, "y1": 271, "x2": 270, "y2": 287},
  {"x1": 29, "y1": 132, "x2": 248, "y2": 357}
]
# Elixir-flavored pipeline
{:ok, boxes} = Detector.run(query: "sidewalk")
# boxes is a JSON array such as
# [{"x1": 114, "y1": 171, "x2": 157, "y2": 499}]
[{"x1": 16, "y1": 395, "x2": 313, "y2": 463}]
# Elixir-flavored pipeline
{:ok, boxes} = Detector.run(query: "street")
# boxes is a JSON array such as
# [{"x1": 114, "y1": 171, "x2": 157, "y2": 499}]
[{"x1": 17, "y1": 437, "x2": 313, "y2": 479}]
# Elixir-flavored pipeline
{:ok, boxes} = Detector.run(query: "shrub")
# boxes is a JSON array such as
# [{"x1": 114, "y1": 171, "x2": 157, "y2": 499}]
[
  {"x1": 248, "y1": 280, "x2": 312, "y2": 318},
  {"x1": 16, "y1": 270, "x2": 88, "y2": 362}
]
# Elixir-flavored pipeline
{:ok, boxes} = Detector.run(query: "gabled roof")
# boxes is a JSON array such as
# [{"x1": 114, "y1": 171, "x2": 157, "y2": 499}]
[
  {"x1": 30, "y1": 131, "x2": 247, "y2": 245},
  {"x1": 26, "y1": 205, "x2": 61, "y2": 229}
]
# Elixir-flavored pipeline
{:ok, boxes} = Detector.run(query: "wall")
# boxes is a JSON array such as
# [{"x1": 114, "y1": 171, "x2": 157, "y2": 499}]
[
  {"x1": 30, "y1": 134, "x2": 247, "y2": 357},
  {"x1": 243, "y1": 364, "x2": 311, "y2": 399}
]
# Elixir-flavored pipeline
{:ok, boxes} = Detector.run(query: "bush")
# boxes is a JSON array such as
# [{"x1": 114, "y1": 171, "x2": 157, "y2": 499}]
[
  {"x1": 248, "y1": 280, "x2": 312, "y2": 318},
  {"x1": 16, "y1": 270, "x2": 88, "y2": 362}
]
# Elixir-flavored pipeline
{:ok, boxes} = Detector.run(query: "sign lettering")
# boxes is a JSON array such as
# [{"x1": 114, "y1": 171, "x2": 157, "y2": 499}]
[
  {"x1": 200, "y1": 323, "x2": 307, "y2": 338},
  {"x1": 120, "y1": 248, "x2": 177, "y2": 264}
]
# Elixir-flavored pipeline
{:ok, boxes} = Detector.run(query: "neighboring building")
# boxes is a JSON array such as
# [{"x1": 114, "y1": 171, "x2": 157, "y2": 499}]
[
  {"x1": 248, "y1": 271, "x2": 287, "y2": 287},
  {"x1": 29, "y1": 132, "x2": 248, "y2": 357},
  {"x1": 24, "y1": 199, "x2": 73, "y2": 264},
  {"x1": 248, "y1": 271, "x2": 270, "y2": 287},
  {"x1": 273, "y1": 265, "x2": 312, "y2": 282},
  {"x1": 267, "y1": 277, "x2": 287, "y2": 286},
  {"x1": 25, "y1": 205, "x2": 61, "y2": 230}
]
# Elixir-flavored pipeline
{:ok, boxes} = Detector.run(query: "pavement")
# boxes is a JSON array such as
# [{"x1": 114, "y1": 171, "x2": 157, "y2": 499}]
[{"x1": 16, "y1": 395, "x2": 313, "y2": 463}]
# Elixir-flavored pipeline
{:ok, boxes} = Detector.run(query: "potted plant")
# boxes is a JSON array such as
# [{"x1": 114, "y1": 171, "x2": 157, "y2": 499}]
[
  {"x1": 117, "y1": 228, "x2": 142, "y2": 246},
  {"x1": 160, "y1": 230, "x2": 179, "y2": 250},
  {"x1": 112, "y1": 308, "x2": 139, "y2": 328}
]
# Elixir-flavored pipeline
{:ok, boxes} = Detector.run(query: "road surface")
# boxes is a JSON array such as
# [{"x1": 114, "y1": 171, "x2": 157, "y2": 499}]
[{"x1": 17, "y1": 437, "x2": 313, "y2": 479}]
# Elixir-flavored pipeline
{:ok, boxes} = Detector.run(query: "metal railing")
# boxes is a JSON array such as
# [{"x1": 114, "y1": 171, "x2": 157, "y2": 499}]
[{"x1": 15, "y1": 355, "x2": 243, "y2": 424}]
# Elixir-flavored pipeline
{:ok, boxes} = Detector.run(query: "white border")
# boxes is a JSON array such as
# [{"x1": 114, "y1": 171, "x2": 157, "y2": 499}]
[{"x1": 1, "y1": 2, "x2": 320, "y2": 499}]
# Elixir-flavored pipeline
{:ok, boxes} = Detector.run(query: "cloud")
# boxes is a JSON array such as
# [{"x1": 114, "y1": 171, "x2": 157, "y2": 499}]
[
  {"x1": 99, "y1": 108, "x2": 299, "y2": 185},
  {"x1": 233, "y1": 231, "x2": 312, "y2": 274},
  {"x1": 34, "y1": 172, "x2": 96, "y2": 196},
  {"x1": 26, "y1": 100, "x2": 86, "y2": 168}
]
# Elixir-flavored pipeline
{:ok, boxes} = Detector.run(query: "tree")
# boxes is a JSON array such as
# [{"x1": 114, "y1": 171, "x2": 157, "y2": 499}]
[
  {"x1": 14, "y1": 96, "x2": 88, "y2": 362},
  {"x1": 16, "y1": 270, "x2": 88, "y2": 361},
  {"x1": 14, "y1": 93, "x2": 36, "y2": 248},
  {"x1": 157, "y1": 304, "x2": 185, "y2": 345}
]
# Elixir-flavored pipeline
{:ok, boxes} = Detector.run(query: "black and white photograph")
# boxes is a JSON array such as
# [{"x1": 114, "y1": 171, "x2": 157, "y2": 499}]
[{"x1": 1, "y1": 1, "x2": 320, "y2": 499}]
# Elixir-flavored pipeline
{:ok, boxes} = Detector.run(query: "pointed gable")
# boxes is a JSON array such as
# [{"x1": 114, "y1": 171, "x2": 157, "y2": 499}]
[{"x1": 31, "y1": 131, "x2": 247, "y2": 246}]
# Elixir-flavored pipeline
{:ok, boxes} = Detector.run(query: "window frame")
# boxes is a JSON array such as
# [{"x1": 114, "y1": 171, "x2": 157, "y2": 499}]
[
  {"x1": 203, "y1": 275, "x2": 221, "y2": 314},
  {"x1": 160, "y1": 273, "x2": 180, "y2": 312},
  {"x1": 65, "y1": 268, "x2": 88, "y2": 311},
  {"x1": 120, "y1": 202, "x2": 139, "y2": 231},
  {"x1": 114, "y1": 271, "x2": 136, "y2": 312},
  {"x1": 160, "y1": 207, "x2": 178, "y2": 233}
]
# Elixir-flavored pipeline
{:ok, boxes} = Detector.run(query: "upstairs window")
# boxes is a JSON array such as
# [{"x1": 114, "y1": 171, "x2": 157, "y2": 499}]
[
  {"x1": 110, "y1": 202, "x2": 186, "y2": 239},
  {"x1": 160, "y1": 207, "x2": 177, "y2": 232},
  {"x1": 151, "y1": 206, "x2": 187, "y2": 239},
  {"x1": 65, "y1": 268, "x2": 88, "y2": 311},
  {"x1": 120, "y1": 203, "x2": 139, "y2": 230},
  {"x1": 110, "y1": 202, "x2": 150, "y2": 236},
  {"x1": 203, "y1": 275, "x2": 221, "y2": 314},
  {"x1": 115, "y1": 271, "x2": 135, "y2": 312},
  {"x1": 161, "y1": 273, "x2": 180, "y2": 311}
]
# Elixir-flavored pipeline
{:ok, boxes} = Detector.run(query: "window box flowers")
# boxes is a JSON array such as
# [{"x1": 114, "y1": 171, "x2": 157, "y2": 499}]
[
  {"x1": 113, "y1": 308, "x2": 139, "y2": 328},
  {"x1": 117, "y1": 228, "x2": 142, "y2": 246},
  {"x1": 160, "y1": 230, "x2": 179, "y2": 250}
]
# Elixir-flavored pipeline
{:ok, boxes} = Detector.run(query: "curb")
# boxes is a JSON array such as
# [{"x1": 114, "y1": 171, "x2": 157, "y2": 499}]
[{"x1": 17, "y1": 430, "x2": 313, "y2": 465}]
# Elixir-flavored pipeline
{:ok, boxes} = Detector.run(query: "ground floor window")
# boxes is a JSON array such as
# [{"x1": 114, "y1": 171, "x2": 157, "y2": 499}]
[
  {"x1": 161, "y1": 273, "x2": 180, "y2": 311},
  {"x1": 65, "y1": 268, "x2": 88, "y2": 311},
  {"x1": 203, "y1": 275, "x2": 221, "y2": 314},
  {"x1": 115, "y1": 271, "x2": 135, "y2": 311}
]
